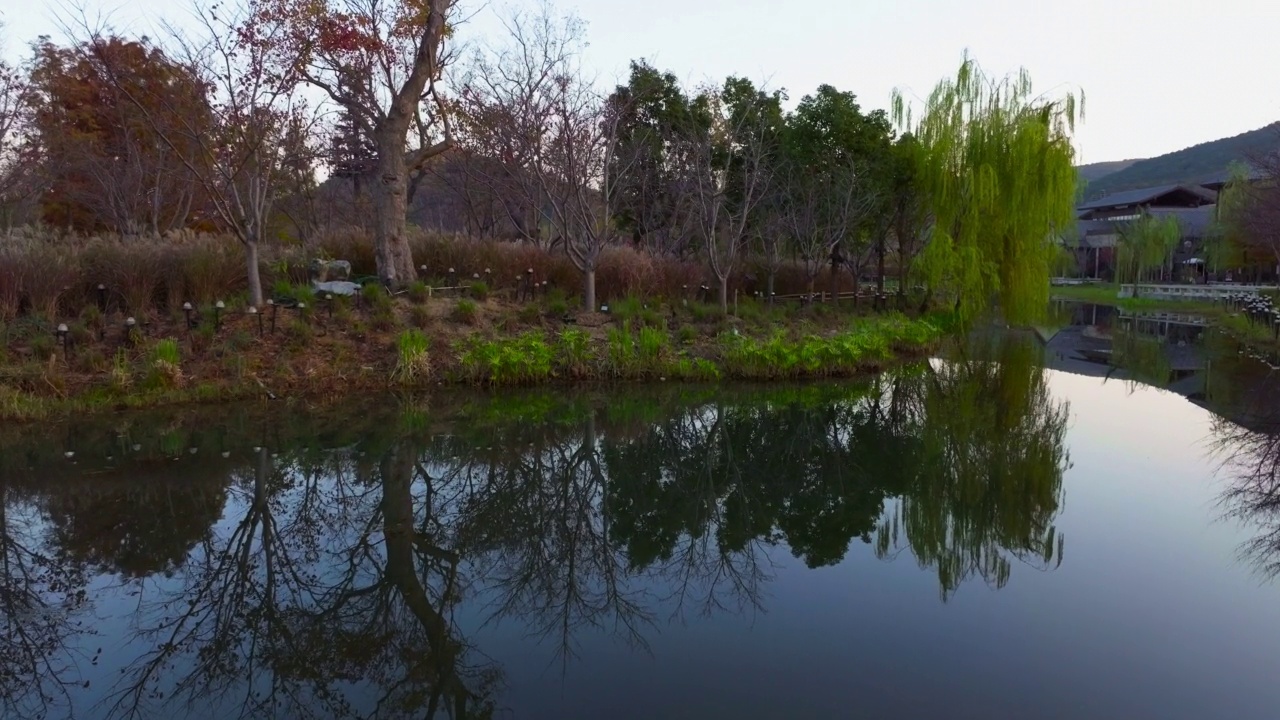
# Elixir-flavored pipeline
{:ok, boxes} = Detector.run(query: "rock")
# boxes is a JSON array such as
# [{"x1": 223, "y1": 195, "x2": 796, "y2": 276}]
[
  {"x1": 309, "y1": 258, "x2": 352, "y2": 282},
  {"x1": 313, "y1": 280, "x2": 361, "y2": 296}
]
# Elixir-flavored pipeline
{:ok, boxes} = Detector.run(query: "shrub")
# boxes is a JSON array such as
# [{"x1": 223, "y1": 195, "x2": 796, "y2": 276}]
[
  {"x1": 467, "y1": 280, "x2": 490, "y2": 301},
  {"x1": 677, "y1": 325, "x2": 698, "y2": 345},
  {"x1": 371, "y1": 306, "x2": 398, "y2": 331},
  {"x1": 547, "y1": 297, "x2": 569, "y2": 317},
  {"x1": 392, "y1": 329, "x2": 431, "y2": 385}
]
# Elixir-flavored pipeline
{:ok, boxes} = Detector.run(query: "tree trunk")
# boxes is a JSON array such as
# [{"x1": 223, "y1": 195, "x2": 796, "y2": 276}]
[
  {"x1": 718, "y1": 275, "x2": 729, "y2": 315},
  {"x1": 372, "y1": 132, "x2": 417, "y2": 287},
  {"x1": 876, "y1": 233, "x2": 887, "y2": 295},
  {"x1": 583, "y1": 268, "x2": 596, "y2": 311},
  {"x1": 245, "y1": 240, "x2": 264, "y2": 308}
]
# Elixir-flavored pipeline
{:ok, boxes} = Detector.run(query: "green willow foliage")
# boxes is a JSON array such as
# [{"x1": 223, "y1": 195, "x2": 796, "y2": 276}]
[
  {"x1": 892, "y1": 55, "x2": 1083, "y2": 324},
  {"x1": 1117, "y1": 213, "x2": 1181, "y2": 284}
]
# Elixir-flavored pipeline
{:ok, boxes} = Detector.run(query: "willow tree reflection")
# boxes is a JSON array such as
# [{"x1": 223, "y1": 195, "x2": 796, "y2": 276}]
[{"x1": 877, "y1": 337, "x2": 1071, "y2": 599}]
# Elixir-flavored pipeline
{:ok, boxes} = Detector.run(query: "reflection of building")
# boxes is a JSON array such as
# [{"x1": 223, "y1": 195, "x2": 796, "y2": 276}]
[
  {"x1": 1070, "y1": 185, "x2": 1218, "y2": 280},
  {"x1": 1037, "y1": 302, "x2": 1280, "y2": 432},
  {"x1": 1039, "y1": 301, "x2": 1210, "y2": 397}
]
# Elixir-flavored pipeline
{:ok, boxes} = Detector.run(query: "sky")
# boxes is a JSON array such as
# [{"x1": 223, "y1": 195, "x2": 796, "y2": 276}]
[{"x1": 3, "y1": 0, "x2": 1277, "y2": 164}]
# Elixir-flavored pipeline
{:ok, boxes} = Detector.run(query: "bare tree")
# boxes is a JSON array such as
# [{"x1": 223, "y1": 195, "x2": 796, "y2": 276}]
[
  {"x1": 781, "y1": 160, "x2": 875, "y2": 299},
  {"x1": 76, "y1": 4, "x2": 318, "y2": 307},
  {"x1": 0, "y1": 29, "x2": 41, "y2": 226},
  {"x1": 248, "y1": 0, "x2": 457, "y2": 287},
  {"x1": 680, "y1": 80, "x2": 776, "y2": 313},
  {"x1": 459, "y1": 3, "x2": 633, "y2": 309}
]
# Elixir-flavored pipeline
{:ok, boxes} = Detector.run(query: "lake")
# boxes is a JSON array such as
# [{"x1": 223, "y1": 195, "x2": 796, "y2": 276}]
[{"x1": 4, "y1": 310, "x2": 1280, "y2": 720}]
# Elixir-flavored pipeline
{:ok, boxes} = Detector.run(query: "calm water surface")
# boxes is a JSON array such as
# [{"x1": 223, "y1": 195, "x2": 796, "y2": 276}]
[{"x1": 4, "y1": 320, "x2": 1280, "y2": 719}]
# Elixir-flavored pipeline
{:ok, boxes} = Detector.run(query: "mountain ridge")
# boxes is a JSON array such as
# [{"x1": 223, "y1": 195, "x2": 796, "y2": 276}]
[{"x1": 1077, "y1": 122, "x2": 1278, "y2": 200}]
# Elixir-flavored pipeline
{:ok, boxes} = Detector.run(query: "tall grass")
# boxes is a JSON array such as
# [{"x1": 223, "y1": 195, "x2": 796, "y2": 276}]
[
  {"x1": 392, "y1": 329, "x2": 432, "y2": 385},
  {"x1": 1, "y1": 226, "x2": 852, "y2": 322}
]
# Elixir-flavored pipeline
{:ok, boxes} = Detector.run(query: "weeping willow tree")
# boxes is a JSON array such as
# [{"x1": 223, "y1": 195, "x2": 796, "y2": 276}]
[
  {"x1": 891, "y1": 55, "x2": 1082, "y2": 324},
  {"x1": 1116, "y1": 213, "x2": 1181, "y2": 286}
]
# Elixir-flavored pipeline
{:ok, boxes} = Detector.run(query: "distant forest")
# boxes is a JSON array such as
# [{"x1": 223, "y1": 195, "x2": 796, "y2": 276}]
[{"x1": 1078, "y1": 122, "x2": 1279, "y2": 199}]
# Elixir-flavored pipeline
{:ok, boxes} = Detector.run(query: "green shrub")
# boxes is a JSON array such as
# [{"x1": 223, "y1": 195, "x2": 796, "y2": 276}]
[
  {"x1": 677, "y1": 325, "x2": 698, "y2": 345},
  {"x1": 392, "y1": 329, "x2": 431, "y2": 385},
  {"x1": 456, "y1": 332, "x2": 554, "y2": 384},
  {"x1": 452, "y1": 299, "x2": 478, "y2": 325},
  {"x1": 467, "y1": 281, "x2": 490, "y2": 301},
  {"x1": 556, "y1": 328, "x2": 594, "y2": 377},
  {"x1": 547, "y1": 298, "x2": 569, "y2": 316}
]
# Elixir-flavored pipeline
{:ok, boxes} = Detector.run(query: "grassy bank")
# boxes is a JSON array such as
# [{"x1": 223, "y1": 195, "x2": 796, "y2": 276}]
[{"x1": 0, "y1": 286, "x2": 948, "y2": 422}]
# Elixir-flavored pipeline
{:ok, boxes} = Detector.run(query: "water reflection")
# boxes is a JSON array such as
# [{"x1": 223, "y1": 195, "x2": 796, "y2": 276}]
[{"x1": 0, "y1": 339, "x2": 1071, "y2": 719}]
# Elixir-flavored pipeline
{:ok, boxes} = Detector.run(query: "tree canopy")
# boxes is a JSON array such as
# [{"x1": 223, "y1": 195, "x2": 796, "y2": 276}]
[{"x1": 893, "y1": 54, "x2": 1082, "y2": 324}]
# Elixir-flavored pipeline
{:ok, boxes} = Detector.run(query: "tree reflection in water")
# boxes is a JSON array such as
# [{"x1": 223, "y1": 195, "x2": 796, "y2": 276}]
[
  {"x1": 0, "y1": 343, "x2": 1072, "y2": 718},
  {"x1": 1210, "y1": 362, "x2": 1280, "y2": 580}
]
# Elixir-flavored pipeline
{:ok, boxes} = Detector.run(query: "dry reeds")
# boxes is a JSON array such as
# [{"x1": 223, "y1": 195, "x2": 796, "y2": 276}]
[{"x1": 0, "y1": 225, "x2": 848, "y2": 323}]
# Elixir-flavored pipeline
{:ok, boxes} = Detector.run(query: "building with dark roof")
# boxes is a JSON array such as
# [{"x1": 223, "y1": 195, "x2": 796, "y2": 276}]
[{"x1": 1066, "y1": 184, "x2": 1222, "y2": 280}]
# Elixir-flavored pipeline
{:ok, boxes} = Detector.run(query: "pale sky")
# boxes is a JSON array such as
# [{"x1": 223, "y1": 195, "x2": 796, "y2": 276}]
[{"x1": 4, "y1": 0, "x2": 1277, "y2": 163}]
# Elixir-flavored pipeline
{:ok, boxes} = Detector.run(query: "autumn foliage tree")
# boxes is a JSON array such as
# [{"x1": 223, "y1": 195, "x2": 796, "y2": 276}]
[
  {"x1": 29, "y1": 36, "x2": 213, "y2": 233},
  {"x1": 248, "y1": 0, "x2": 457, "y2": 287},
  {"x1": 71, "y1": 2, "x2": 319, "y2": 306}
]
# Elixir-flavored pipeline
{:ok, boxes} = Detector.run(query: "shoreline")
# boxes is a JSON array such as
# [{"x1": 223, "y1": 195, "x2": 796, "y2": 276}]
[{"x1": 0, "y1": 295, "x2": 947, "y2": 422}]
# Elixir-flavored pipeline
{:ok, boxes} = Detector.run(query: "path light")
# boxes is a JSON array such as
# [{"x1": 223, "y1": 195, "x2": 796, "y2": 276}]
[
  {"x1": 124, "y1": 317, "x2": 137, "y2": 345},
  {"x1": 248, "y1": 305, "x2": 262, "y2": 335},
  {"x1": 214, "y1": 300, "x2": 225, "y2": 330},
  {"x1": 56, "y1": 323, "x2": 69, "y2": 358},
  {"x1": 325, "y1": 293, "x2": 334, "y2": 319},
  {"x1": 182, "y1": 301, "x2": 194, "y2": 329},
  {"x1": 96, "y1": 283, "x2": 107, "y2": 311},
  {"x1": 448, "y1": 267, "x2": 456, "y2": 286},
  {"x1": 297, "y1": 301, "x2": 307, "y2": 323},
  {"x1": 419, "y1": 264, "x2": 428, "y2": 277}
]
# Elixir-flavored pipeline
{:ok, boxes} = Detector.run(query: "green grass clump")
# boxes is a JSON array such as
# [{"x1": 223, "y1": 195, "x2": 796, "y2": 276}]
[
  {"x1": 456, "y1": 332, "x2": 554, "y2": 385},
  {"x1": 452, "y1": 299, "x2": 479, "y2": 325},
  {"x1": 407, "y1": 281, "x2": 430, "y2": 303},
  {"x1": 392, "y1": 329, "x2": 432, "y2": 385},
  {"x1": 467, "y1": 281, "x2": 490, "y2": 301},
  {"x1": 148, "y1": 338, "x2": 182, "y2": 387},
  {"x1": 361, "y1": 282, "x2": 392, "y2": 311},
  {"x1": 556, "y1": 329, "x2": 595, "y2": 377}
]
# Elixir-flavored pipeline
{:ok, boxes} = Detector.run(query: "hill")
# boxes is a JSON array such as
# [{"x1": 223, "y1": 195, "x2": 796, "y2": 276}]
[
  {"x1": 1077, "y1": 159, "x2": 1139, "y2": 184},
  {"x1": 1081, "y1": 122, "x2": 1279, "y2": 200}
]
